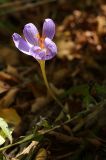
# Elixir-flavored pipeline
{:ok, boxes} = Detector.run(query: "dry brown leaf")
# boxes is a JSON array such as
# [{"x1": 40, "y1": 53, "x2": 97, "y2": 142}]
[
  {"x1": 0, "y1": 87, "x2": 19, "y2": 108},
  {"x1": 6, "y1": 65, "x2": 19, "y2": 78},
  {"x1": 0, "y1": 71, "x2": 13, "y2": 80},
  {"x1": 16, "y1": 141, "x2": 38, "y2": 158},
  {"x1": 0, "y1": 80, "x2": 10, "y2": 94},
  {"x1": 101, "y1": 4, "x2": 106, "y2": 16},
  {"x1": 56, "y1": 28, "x2": 82, "y2": 60},
  {"x1": 35, "y1": 148, "x2": 47, "y2": 160},
  {"x1": 31, "y1": 96, "x2": 49, "y2": 113},
  {"x1": 57, "y1": 38, "x2": 76, "y2": 60},
  {"x1": 0, "y1": 71, "x2": 18, "y2": 82},
  {"x1": 0, "y1": 108, "x2": 21, "y2": 125},
  {"x1": 0, "y1": 47, "x2": 19, "y2": 65},
  {"x1": 97, "y1": 16, "x2": 106, "y2": 34}
]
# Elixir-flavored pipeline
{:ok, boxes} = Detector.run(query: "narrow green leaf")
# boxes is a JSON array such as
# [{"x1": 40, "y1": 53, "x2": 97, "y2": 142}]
[
  {"x1": 0, "y1": 118, "x2": 12, "y2": 144},
  {"x1": 0, "y1": 135, "x2": 5, "y2": 145}
]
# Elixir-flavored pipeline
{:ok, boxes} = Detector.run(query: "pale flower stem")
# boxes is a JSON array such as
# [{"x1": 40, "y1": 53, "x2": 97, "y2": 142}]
[{"x1": 39, "y1": 60, "x2": 64, "y2": 109}]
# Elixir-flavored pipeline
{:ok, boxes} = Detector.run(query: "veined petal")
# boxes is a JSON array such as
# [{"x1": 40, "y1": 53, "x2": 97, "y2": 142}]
[
  {"x1": 12, "y1": 33, "x2": 30, "y2": 55},
  {"x1": 30, "y1": 39, "x2": 57, "y2": 60},
  {"x1": 42, "y1": 18, "x2": 55, "y2": 39},
  {"x1": 23, "y1": 23, "x2": 39, "y2": 45},
  {"x1": 30, "y1": 46, "x2": 46, "y2": 60},
  {"x1": 44, "y1": 37, "x2": 57, "y2": 59}
]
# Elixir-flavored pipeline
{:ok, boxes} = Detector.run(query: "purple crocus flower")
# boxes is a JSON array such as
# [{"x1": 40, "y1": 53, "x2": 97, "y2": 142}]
[{"x1": 12, "y1": 19, "x2": 57, "y2": 60}]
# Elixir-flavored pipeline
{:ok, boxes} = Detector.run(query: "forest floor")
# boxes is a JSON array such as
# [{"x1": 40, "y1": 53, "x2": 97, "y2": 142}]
[{"x1": 0, "y1": 0, "x2": 106, "y2": 160}]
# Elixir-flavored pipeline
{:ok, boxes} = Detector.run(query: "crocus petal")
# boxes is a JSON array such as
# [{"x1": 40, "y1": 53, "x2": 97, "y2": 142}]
[
  {"x1": 44, "y1": 37, "x2": 57, "y2": 59},
  {"x1": 23, "y1": 23, "x2": 39, "y2": 45},
  {"x1": 30, "y1": 38, "x2": 57, "y2": 60},
  {"x1": 12, "y1": 33, "x2": 30, "y2": 55},
  {"x1": 30, "y1": 46, "x2": 46, "y2": 60},
  {"x1": 42, "y1": 18, "x2": 55, "y2": 39}
]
